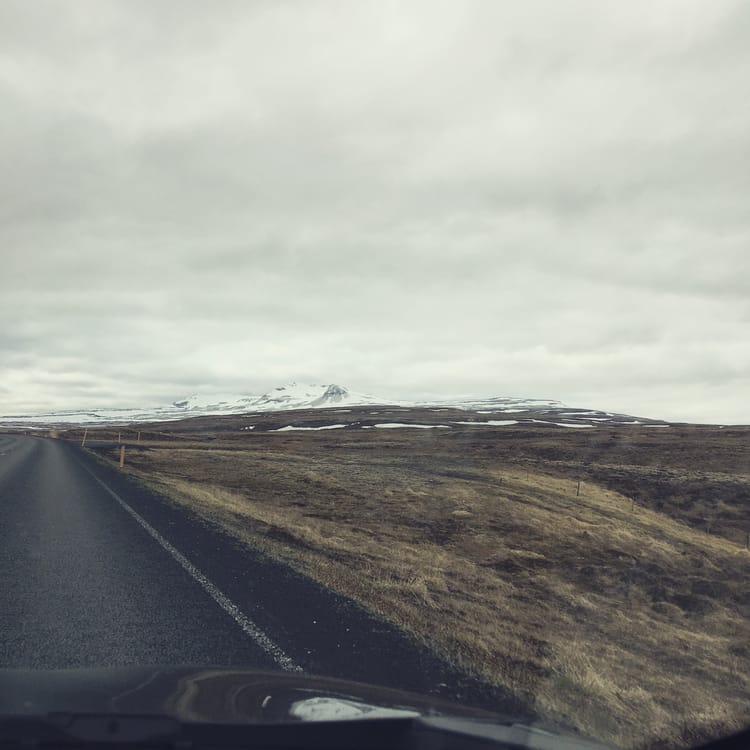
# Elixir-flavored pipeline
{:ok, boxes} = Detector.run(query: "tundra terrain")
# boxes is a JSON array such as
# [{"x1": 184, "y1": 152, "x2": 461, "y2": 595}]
[{"x1": 67, "y1": 408, "x2": 750, "y2": 749}]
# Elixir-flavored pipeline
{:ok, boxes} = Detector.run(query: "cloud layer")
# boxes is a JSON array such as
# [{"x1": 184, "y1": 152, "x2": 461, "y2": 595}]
[{"x1": 1, "y1": 0, "x2": 748, "y2": 423}]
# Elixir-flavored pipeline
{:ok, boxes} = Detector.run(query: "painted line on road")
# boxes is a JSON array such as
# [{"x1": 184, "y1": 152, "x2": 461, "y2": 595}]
[{"x1": 78, "y1": 462, "x2": 302, "y2": 673}]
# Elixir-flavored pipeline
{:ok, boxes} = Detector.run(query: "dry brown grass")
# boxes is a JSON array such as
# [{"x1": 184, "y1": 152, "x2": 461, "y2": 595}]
[{"x1": 84, "y1": 424, "x2": 750, "y2": 749}]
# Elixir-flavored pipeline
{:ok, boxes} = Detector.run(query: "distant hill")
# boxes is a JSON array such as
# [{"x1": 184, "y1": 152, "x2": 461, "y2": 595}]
[{"x1": 0, "y1": 382, "x2": 647, "y2": 427}]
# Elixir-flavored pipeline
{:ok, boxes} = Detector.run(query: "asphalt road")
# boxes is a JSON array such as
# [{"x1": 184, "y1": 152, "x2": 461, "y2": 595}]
[
  {"x1": 0, "y1": 434, "x2": 530, "y2": 716},
  {"x1": 0, "y1": 434, "x2": 286, "y2": 670}
]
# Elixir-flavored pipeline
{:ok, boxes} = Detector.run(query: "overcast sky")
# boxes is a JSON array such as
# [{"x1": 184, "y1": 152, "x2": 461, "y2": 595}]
[{"x1": 1, "y1": 0, "x2": 748, "y2": 423}]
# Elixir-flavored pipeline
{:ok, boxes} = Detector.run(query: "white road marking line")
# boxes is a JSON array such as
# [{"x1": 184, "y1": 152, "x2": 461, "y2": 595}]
[{"x1": 78, "y1": 462, "x2": 302, "y2": 673}]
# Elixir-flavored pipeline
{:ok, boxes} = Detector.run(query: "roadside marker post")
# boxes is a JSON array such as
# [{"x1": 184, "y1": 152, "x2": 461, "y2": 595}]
[
  {"x1": 81, "y1": 428, "x2": 87, "y2": 448},
  {"x1": 137, "y1": 431, "x2": 141, "y2": 444},
  {"x1": 119, "y1": 445, "x2": 125, "y2": 468}
]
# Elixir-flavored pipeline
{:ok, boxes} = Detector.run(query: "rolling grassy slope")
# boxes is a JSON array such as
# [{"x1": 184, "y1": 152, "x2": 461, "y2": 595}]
[{"x1": 78, "y1": 419, "x2": 750, "y2": 749}]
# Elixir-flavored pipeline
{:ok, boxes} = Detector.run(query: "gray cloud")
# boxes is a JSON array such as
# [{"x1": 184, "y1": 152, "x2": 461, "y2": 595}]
[{"x1": 1, "y1": 0, "x2": 749, "y2": 423}]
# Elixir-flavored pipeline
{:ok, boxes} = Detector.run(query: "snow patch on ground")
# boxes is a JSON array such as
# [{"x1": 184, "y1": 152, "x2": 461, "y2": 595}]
[
  {"x1": 373, "y1": 423, "x2": 451, "y2": 429},
  {"x1": 453, "y1": 420, "x2": 519, "y2": 426},
  {"x1": 272, "y1": 424, "x2": 349, "y2": 432}
]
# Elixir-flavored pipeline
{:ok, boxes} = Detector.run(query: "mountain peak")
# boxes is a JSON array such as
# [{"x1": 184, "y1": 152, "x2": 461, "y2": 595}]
[{"x1": 312, "y1": 384, "x2": 350, "y2": 406}]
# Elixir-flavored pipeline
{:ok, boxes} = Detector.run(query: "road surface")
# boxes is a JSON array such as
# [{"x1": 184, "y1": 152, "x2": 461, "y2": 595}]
[
  {"x1": 0, "y1": 434, "x2": 286, "y2": 670},
  {"x1": 0, "y1": 434, "x2": 527, "y2": 714}
]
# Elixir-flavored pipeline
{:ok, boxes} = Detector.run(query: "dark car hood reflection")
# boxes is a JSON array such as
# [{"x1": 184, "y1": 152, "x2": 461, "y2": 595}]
[{"x1": 0, "y1": 667, "x2": 499, "y2": 724}]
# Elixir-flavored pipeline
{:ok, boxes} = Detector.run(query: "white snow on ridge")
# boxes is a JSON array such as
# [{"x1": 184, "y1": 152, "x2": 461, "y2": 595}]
[
  {"x1": 0, "y1": 381, "x2": 651, "y2": 427},
  {"x1": 454, "y1": 420, "x2": 519, "y2": 427},
  {"x1": 272, "y1": 424, "x2": 348, "y2": 432},
  {"x1": 0, "y1": 408, "x2": 178, "y2": 426},
  {"x1": 0, "y1": 383, "x2": 387, "y2": 426},
  {"x1": 373, "y1": 423, "x2": 451, "y2": 429},
  {"x1": 420, "y1": 396, "x2": 564, "y2": 412},
  {"x1": 172, "y1": 383, "x2": 383, "y2": 414}
]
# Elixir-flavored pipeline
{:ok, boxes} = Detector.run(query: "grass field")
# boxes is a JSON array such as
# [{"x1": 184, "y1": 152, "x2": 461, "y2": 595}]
[{"x1": 74, "y1": 412, "x2": 750, "y2": 749}]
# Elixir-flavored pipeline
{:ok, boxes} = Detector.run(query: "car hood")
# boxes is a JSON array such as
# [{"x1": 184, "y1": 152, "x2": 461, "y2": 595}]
[{"x1": 0, "y1": 666, "x2": 514, "y2": 724}]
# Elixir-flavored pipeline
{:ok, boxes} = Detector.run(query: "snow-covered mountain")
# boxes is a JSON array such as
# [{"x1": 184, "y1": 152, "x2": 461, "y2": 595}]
[
  {"x1": 170, "y1": 383, "x2": 384, "y2": 414},
  {"x1": 0, "y1": 383, "x2": 380, "y2": 426},
  {"x1": 0, "y1": 382, "x2": 571, "y2": 427}
]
